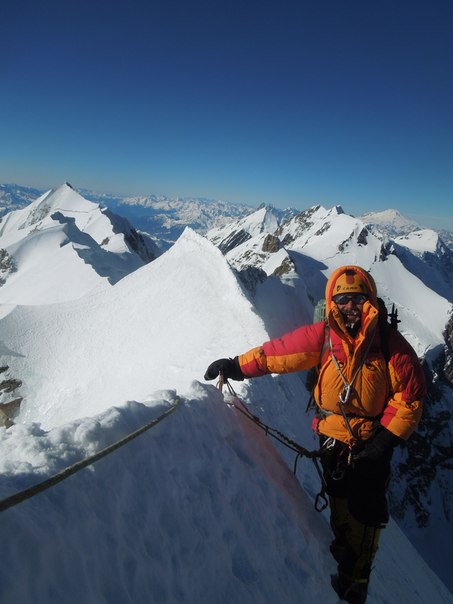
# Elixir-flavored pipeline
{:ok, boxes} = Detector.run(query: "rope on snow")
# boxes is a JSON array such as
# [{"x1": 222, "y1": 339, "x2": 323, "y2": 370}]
[
  {"x1": 217, "y1": 376, "x2": 329, "y2": 512},
  {"x1": 0, "y1": 397, "x2": 181, "y2": 513}
]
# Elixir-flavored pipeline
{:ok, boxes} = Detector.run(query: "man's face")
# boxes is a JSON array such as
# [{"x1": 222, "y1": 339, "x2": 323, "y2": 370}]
[{"x1": 332, "y1": 293, "x2": 368, "y2": 328}]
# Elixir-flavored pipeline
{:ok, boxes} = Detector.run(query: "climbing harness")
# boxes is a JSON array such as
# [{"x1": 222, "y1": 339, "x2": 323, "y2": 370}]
[
  {"x1": 218, "y1": 375, "x2": 329, "y2": 512},
  {"x1": 330, "y1": 441, "x2": 352, "y2": 481},
  {"x1": 329, "y1": 332, "x2": 375, "y2": 450},
  {"x1": 0, "y1": 397, "x2": 180, "y2": 513}
]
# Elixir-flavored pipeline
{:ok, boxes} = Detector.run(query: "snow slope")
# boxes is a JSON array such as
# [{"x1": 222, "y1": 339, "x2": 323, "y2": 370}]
[
  {"x1": 395, "y1": 229, "x2": 441, "y2": 254},
  {"x1": 390, "y1": 230, "x2": 453, "y2": 307},
  {"x1": 0, "y1": 229, "x2": 451, "y2": 603},
  {"x1": 0, "y1": 229, "x2": 265, "y2": 428},
  {"x1": 212, "y1": 204, "x2": 451, "y2": 355},
  {"x1": 0, "y1": 183, "x2": 158, "y2": 312},
  {"x1": 206, "y1": 203, "x2": 453, "y2": 592},
  {"x1": 1, "y1": 386, "x2": 451, "y2": 604}
]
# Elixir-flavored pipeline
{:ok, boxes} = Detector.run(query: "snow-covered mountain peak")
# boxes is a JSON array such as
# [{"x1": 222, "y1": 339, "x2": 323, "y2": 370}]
[
  {"x1": 35, "y1": 182, "x2": 93, "y2": 213},
  {"x1": 0, "y1": 183, "x2": 103, "y2": 243},
  {"x1": 229, "y1": 205, "x2": 278, "y2": 235},
  {"x1": 0, "y1": 228, "x2": 266, "y2": 429},
  {"x1": 273, "y1": 204, "x2": 364, "y2": 252},
  {"x1": 395, "y1": 228, "x2": 443, "y2": 254},
  {"x1": 207, "y1": 201, "x2": 451, "y2": 355},
  {"x1": 207, "y1": 205, "x2": 283, "y2": 254},
  {"x1": 0, "y1": 184, "x2": 159, "y2": 309},
  {"x1": 389, "y1": 228, "x2": 453, "y2": 303},
  {"x1": 359, "y1": 208, "x2": 421, "y2": 236}
]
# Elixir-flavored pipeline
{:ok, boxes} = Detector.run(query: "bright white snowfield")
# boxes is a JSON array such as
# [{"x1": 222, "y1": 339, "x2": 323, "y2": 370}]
[
  {"x1": 0, "y1": 183, "x2": 156, "y2": 313},
  {"x1": 0, "y1": 188, "x2": 452, "y2": 603}
]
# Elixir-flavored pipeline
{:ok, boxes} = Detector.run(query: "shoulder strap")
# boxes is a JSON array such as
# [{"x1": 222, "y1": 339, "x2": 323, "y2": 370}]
[
  {"x1": 320, "y1": 322, "x2": 330, "y2": 365},
  {"x1": 377, "y1": 297, "x2": 400, "y2": 364},
  {"x1": 305, "y1": 321, "x2": 329, "y2": 411},
  {"x1": 380, "y1": 321, "x2": 391, "y2": 364}
]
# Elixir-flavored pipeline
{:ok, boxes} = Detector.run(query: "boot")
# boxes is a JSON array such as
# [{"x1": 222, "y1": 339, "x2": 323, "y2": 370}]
[
  {"x1": 331, "y1": 573, "x2": 368, "y2": 604},
  {"x1": 329, "y1": 539, "x2": 348, "y2": 564}
]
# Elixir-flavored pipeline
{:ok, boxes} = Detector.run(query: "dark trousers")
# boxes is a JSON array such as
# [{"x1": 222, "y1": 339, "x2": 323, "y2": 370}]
[{"x1": 320, "y1": 439, "x2": 392, "y2": 583}]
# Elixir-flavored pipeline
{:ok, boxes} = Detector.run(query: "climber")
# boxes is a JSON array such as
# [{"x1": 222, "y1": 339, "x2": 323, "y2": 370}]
[{"x1": 204, "y1": 265, "x2": 426, "y2": 604}]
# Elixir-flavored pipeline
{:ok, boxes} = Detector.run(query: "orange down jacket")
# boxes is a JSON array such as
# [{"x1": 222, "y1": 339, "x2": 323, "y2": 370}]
[{"x1": 237, "y1": 266, "x2": 426, "y2": 445}]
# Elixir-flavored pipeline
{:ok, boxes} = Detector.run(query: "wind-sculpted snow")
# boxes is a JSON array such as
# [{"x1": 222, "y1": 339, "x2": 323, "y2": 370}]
[
  {"x1": 0, "y1": 228, "x2": 268, "y2": 428},
  {"x1": 1, "y1": 384, "x2": 452, "y2": 604},
  {"x1": 0, "y1": 385, "x2": 332, "y2": 603}
]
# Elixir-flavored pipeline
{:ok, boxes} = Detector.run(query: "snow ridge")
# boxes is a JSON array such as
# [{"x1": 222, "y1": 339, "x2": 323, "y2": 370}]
[
  {"x1": 0, "y1": 183, "x2": 159, "y2": 310},
  {"x1": 0, "y1": 184, "x2": 452, "y2": 602}
]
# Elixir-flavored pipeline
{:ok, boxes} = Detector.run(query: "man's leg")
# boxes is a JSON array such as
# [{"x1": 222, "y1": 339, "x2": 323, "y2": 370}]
[
  {"x1": 328, "y1": 494, "x2": 381, "y2": 602},
  {"x1": 328, "y1": 495, "x2": 349, "y2": 562},
  {"x1": 321, "y1": 442, "x2": 391, "y2": 603}
]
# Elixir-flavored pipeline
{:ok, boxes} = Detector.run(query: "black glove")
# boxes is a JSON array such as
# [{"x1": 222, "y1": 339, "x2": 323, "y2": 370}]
[
  {"x1": 354, "y1": 428, "x2": 402, "y2": 462},
  {"x1": 204, "y1": 357, "x2": 244, "y2": 381}
]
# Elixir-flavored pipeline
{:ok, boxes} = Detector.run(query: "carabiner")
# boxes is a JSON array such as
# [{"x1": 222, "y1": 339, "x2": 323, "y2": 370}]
[
  {"x1": 331, "y1": 467, "x2": 345, "y2": 481},
  {"x1": 314, "y1": 491, "x2": 329, "y2": 512},
  {"x1": 340, "y1": 384, "x2": 352, "y2": 404},
  {"x1": 322, "y1": 437, "x2": 336, "y2": 450}
]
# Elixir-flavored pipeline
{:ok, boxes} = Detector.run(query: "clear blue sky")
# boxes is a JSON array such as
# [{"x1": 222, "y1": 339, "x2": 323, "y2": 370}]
[{"x1": 1, "y1": 0, "x2": 452, "y2": 229}]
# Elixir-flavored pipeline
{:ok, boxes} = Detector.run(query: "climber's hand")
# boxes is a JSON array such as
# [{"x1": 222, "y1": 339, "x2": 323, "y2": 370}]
[{"x1": 204, "y1": 357, "x2": 244, "y2": 381}]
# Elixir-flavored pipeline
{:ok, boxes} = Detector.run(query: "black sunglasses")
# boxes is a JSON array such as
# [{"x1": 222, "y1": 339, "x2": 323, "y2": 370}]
[{"x1": 333, "y1": 293, "x2": 368, "y2": 305}]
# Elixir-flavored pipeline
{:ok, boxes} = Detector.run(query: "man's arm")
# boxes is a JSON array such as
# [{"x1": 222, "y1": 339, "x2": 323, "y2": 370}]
[{"x1": 381, "y1": 331, "x2": 426, "y2": 440}]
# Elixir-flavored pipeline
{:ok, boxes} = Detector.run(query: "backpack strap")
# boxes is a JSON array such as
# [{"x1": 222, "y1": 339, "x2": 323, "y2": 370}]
[
  {"x1": 305, "y1": 322, "x2": 329, "y2": 412},
  {"x1": 377, "y1": 297, "x2": 399, "y2": 364}
]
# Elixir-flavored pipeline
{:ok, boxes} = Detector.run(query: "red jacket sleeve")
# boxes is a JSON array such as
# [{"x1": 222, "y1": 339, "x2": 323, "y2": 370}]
[
  {"x1": 238, "y1": 322, "x2": 326, "y2": 378},
  {"x1": 381, "y1": 330, "x2": 426, "y2": 439}
]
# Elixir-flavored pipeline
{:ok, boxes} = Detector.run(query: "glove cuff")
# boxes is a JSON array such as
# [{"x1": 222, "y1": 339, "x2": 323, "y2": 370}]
[
  {"x1": 230, "y1": 357, "x2": 245, "y2": 381},
  {"x1": 375, "y1": 427, "x2": 403, "y2": 449}
]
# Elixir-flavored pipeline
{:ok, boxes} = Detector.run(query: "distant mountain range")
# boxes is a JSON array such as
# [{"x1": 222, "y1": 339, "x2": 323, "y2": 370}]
[
  {"x1": 0, "y1": 183, "x2": 293, "y2": 251},
  {"x1": 4, "y1": 183, "x2": 450, "y2": 251},
  {"x1": 359, "y1": 208, "x2": 453, "y2": 251}
]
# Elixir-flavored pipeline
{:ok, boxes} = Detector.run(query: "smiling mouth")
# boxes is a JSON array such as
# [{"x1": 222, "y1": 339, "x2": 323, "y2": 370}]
[{"x1": 342, "y1": 310, "x2": 361, "y2": 325}]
